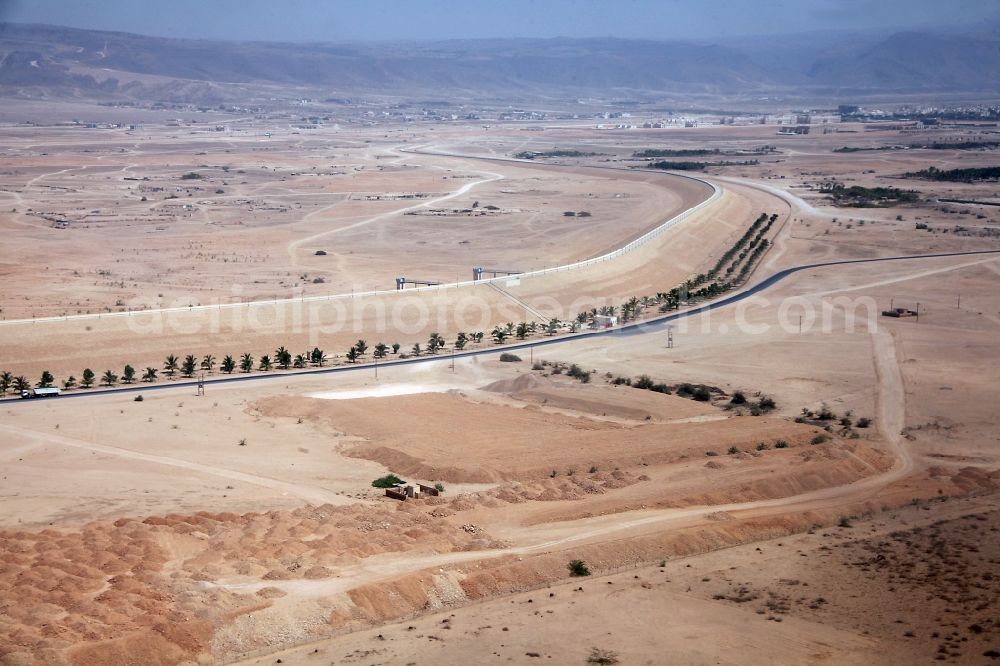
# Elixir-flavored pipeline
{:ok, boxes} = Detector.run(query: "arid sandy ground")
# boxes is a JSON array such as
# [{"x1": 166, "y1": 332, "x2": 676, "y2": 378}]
[{"x1": 1, "y1": 107, "x2": 999, "y2": 665}]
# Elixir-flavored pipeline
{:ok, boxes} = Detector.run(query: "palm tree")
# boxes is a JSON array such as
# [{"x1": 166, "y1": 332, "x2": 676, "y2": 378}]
[
  {"x1": 122, "y1": 365, "x2": 136, "y2": 384},
  {"x1": 81, "y1": 368, "x2": 95, "y2": 388},
  {"x1": 0, "y1": 371, "x2": 11, "y2": 395},
  {"x1": 275, "y1": 346, "x2": 292, "y2": 369},
  {"x1": 13, "y1": 376, "x2": 30, "y2": 393},
  {"x1": 63, "y1": 376, "x2": 76, "y2": 390},
  {"x1": 473, "y1": 331, "x2": 484, "y2": 343},
  {"x1": 346, "y1": 347, "x2": 360, "y2": 363},
  {"x1": 240, "y1": 353, "x2": 254, "y2": 373},
  {"x1": 504, "y1": 322, "x2": 514, "y2": 336},
  {"x1": 164, "y1": 354, "x2": 179, "y2": 377},
  {"x1": 391, "y1": 343, "x2": 401, "y2": 354},
  {"x1": 293, "y1": 353, "x2": 307, "y2": 368},
  {"x1": 373, "y1": 343, "x2": 388, "y2": 359},
  {"x1": 220, "y1": 355, "x2": 236, "y2": 374},
  {"x1": 492, "y1": 327, "x2": 509, "y2": 344},
  {"x1": 546, "y1": 318, "x2": 559, "y2": 335},
  {"x1": 309, "y1": 347, "x2": 327, "y2": 366},
  {"x1": 201, "y1": 354, "x2": 216, "y2": 373},
  {"x1": 181, "y1": 355, "x2": 197, "y2": 377},
  {"x1": 102, "y1": 370, "x2": 118, "y2": 387},
  {"x1": 454, "y1": 335, "x2": 467, "y2": 351},
  {"x1": 143, "y1": 367, "x2": 158, "y2": 382},
  {"x1": 516, "y1": 322, "x2": 529, "y2": 340},
  {"x1": 354, "y1": 339, "x2": 368, "y2": 356},
  {"x1": 37, "y1": 370, "x2": 54, "y2": 388},
  {"x1": 258, "y1": 355, "x2": 272, "y2": 371},
  {"x1": 410, "y1": 343, "x2": 422, "y2": 357},
  {"x1": 427, "y1": 332, "x2": 444, "y2": 354}
]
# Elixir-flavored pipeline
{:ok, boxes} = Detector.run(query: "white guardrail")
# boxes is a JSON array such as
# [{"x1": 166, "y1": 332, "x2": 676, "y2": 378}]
[{"x1": 0, "y1": 169, "x2": 721, "y2": 326}]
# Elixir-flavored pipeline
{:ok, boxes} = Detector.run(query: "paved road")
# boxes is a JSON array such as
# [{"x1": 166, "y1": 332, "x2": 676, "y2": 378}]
[{"x1": 7, "y1": 248, "x2": 999, "y2": 407}]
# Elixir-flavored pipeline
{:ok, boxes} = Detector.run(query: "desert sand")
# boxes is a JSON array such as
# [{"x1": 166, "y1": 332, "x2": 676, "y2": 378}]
[{"x1": 1, "y1": 108, "x2": 999, "y2": 665}]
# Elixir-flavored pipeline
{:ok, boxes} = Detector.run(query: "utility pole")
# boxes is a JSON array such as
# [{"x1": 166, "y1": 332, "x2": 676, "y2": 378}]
[
  {"x1": 197, "y1": 373, "x2": 205, "y2": 396},
  {"x1": 798, "y1": 315, "x2": 802, "y2": 334},
  {"x1": 374, "y1": 353, "x2": 378, "y2": 380},
  {"x1": 451, "y1": 347, "x2": 455, "y2": 372}
]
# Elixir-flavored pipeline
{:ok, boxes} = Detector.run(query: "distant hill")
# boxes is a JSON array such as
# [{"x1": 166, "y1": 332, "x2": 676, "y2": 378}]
[{"x1": 1, "y1": 22, "x2": 998, "y2": 103}]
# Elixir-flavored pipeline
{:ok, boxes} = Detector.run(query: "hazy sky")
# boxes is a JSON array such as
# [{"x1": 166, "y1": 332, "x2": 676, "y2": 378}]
[{"x1": 2, "y1": 0, "x2": 998, "y2": 42}]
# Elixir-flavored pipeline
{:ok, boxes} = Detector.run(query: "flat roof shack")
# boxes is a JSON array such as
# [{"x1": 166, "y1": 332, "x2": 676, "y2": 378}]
[
  {"x1": 418, "y1": 483, "x2": 440, "y2": 497},
  {"x1": 385, "y1": 488, "x2": 407, "y2": 501}
]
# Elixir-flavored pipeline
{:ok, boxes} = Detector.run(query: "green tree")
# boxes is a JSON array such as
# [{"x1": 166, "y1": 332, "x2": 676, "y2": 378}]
[
  {"x1": 81, "y1": 368, "x2": 95, "y2": 388},
  {"x1": 354, "y1": 339, "x2": 368, "y2": 356},
  {"x1": 181, "y1": 355, "x2": 197, "y2": 377},
  {"x1": 13, "y1": 376, "x2": 30, "y2": 393},
  {"x1": 63, "y1": 376, "x2": 76, "y2": 390},
  {"x1": 102, "y1": 370, "x2": 118, "y2": 387},
  {"x1": 293, "y1": 353, "x2": 307, "y2": 368},
  {"x1": 411, "y1": 342, "x2": 422, "y2": 357},
  {"x1": 373, "y1": 343, "x2": 388, "y2": 359},
  {"x1": 220, "y1": 355, "x2": 236, "y2": 374},
  {"x1": 275, "y1": 346, "x2": 292, "y2": 369},
  {"x1": 391, "y1": 343, "x2": 401, "y2": 354},
  {"x1": 309, "y1": 347, "x2": 327, "y2": 366},
  {"x1": 201, "y1": 354, "x2": 216, "y2": 373},
  {"x1": 454, "y1": 335, "x2": 467, "y2": 351},
  {"x1": 240, "y1": 353, "x2": 254, "y2": 373},
  {"x1": 143, "y1": 367, "x2": 158, "y2": 382},
  {"x1": 427, "y1": 332, "x2": 444, "y2": 353},
  {"x1": 546, "y1": 318, "x2": 559, "y2": 335},
  {"x1": 492, "y1": 326, "x2": 509, "y2": 344},
  {"x1": 122, "y1": 364, "x2": 136, "y2": 384},
  {"x1": 164, "y1": 354, "x2": 179, "y2": 377},
  {"x1": 516, "y1": 322, "x2": 529, "y2": 340},
  {"x1": 0, "y1": 371, "x2": 11, "y2": 395},
  {"x1": 38, "y1": 370, "x2": 54, "y2": 388},
  {"x1": 258, "y1": 355, "x2": 272, "y2": 371},
  {"x1": 346, "y1": 346, "x2": 360, "y2": 363}
]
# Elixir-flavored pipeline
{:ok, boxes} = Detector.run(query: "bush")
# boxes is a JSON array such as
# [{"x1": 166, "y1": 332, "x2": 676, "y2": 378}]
[
  {"x1": 727, "y1": 445, "x2": 740, "y2": 455},
  {"x1": 568, "y1": 559, "x2": 591, "y2": 577},
  {"x1": 133, "y1": 394, "x2": 144, "y2": 402},
  {"x1": 434, "y1": 482, "x2": 445, "y2": 493},
  {"x1": 372, "y1": 474, "x2": 404, "y2": 488},
  {"x1": 692, "y1": 387, "x2": 712, "y2": 402},
  {"x1": 633, "y1": 375, "x2": 655, "y2": 389},
  {"x1": 532, "y1": 362, "x2": 544, "y2": 370},
  {"x1": 315, "y1": 250, "x2": 327, "y2": 256},
  {"x1": 756, "y1": 442, "x2": 770, "y2": 451},
  {"x1": 705, "y1": 450, "x2": 719, "y2": 456},
  {"x1": 838, "y1": 516, "x2": 852, "y2": 528},
  {"x1": 499, "y1": 352, "x2": 522, "y2": 362},
  {"x1": 758, "y1": 396, "x2": 776, "y2": 411},
  {"x1": 817, "y1": 404, "x2": 836, "y2": 420},
  {"x1": 611, "y1": 376, "x2": 631, "y2": 386},
  {"x1": 587, "y1": 648, "x2": 619, "y2": 665},
  {"x1": 855, "y1": 417, "x2": 872, "y2": 428},
  {"x1": 810, "y1": 434, "x2": 829, "y2": 445},
  {"x1": 180, "y1": 172, "x2": 202, "y2": 180},
  {"x1": 651, "y1": 383, "x2": 671, "y2": 394},
  {"x1": 774, "y1": 439, "x2": 789, "y2": 449},
  {"x1": 730, "y1": 391, "x2": 747, "y2": 405}
]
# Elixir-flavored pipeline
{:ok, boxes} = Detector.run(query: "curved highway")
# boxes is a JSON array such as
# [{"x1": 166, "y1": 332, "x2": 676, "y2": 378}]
[{"x1": 7, "y1": 248, "x2": 999, "y2": 406}]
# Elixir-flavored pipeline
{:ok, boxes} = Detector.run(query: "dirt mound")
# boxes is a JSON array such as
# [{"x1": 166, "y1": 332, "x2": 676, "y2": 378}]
[
  {"x1": 480, "y1": 372, "x2": 553, "y2": 394},
  {"x1": 0, "y1": 501, "x2": 501, "y2": 665}
]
